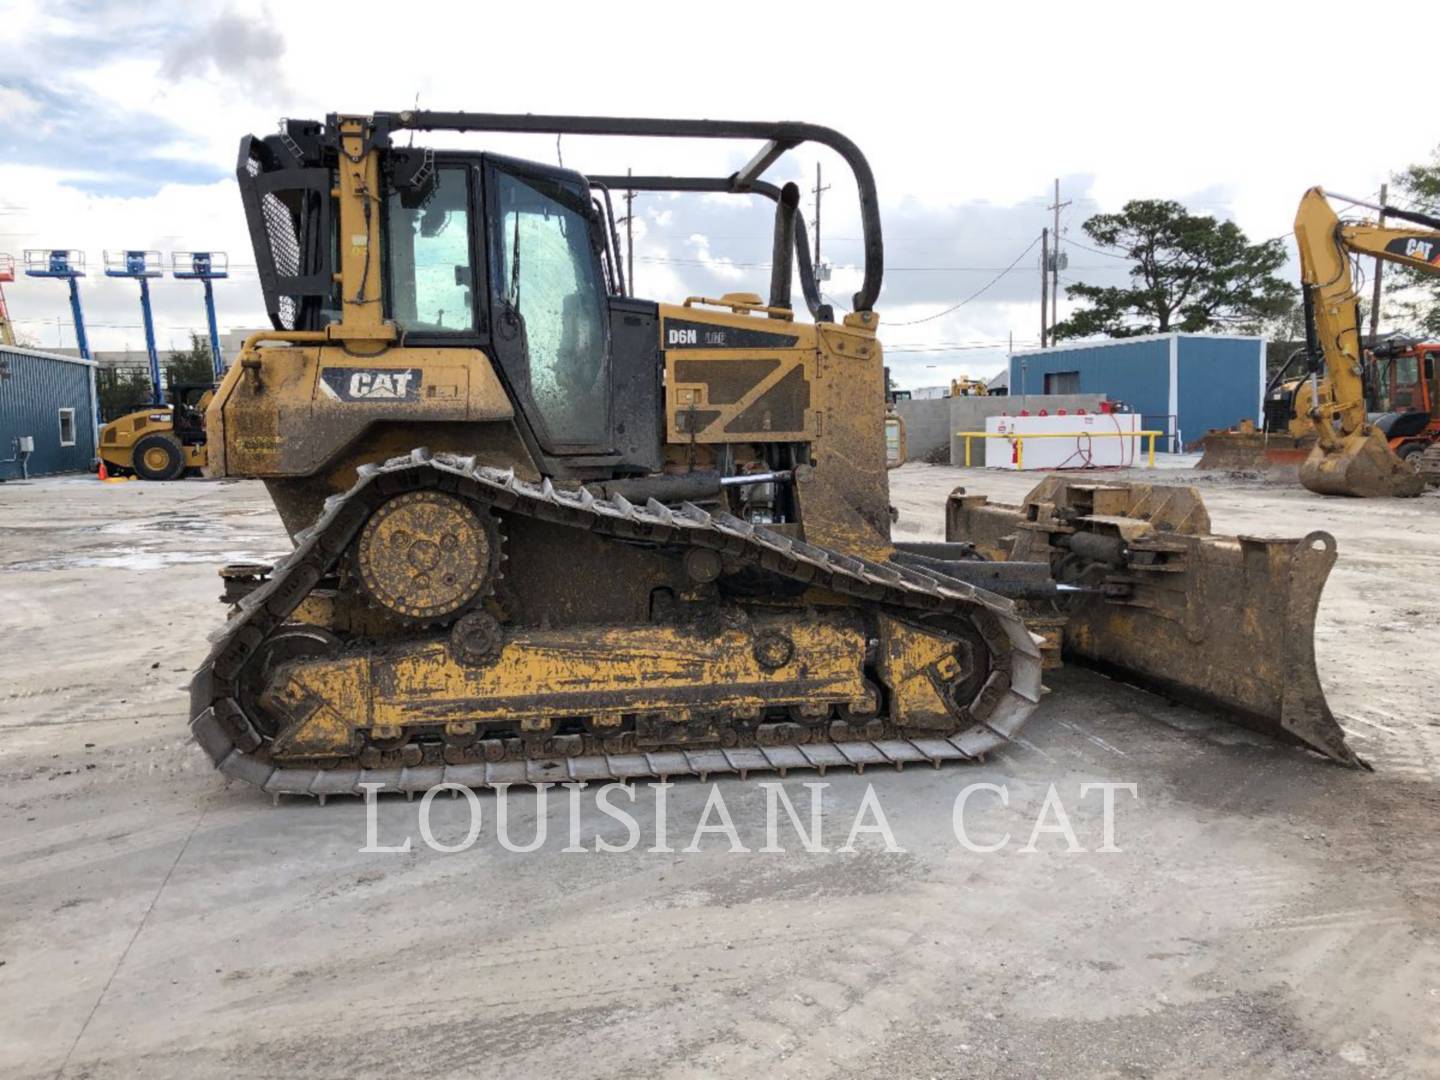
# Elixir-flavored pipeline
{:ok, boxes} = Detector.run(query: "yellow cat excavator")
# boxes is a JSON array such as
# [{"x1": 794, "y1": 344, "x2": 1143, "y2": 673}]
[
  {"x1": 189, "y1": 112, "x2": 1362, "y2": 799},
  {"x1": 1293, "y1": 187, "x2": 1440, "y2": 497}
]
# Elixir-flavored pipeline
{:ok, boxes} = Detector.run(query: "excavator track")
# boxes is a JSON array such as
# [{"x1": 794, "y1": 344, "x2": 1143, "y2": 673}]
[
  {"x1": 190, "y1": 449, "x2": 1044, "y2": 799},
  {"x1": 1420, "y1": 443, "x2": 1440, "y2": 487}
]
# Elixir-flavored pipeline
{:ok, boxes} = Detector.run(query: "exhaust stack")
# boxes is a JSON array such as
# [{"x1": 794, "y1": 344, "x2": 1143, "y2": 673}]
[{"x1": 768, "y1": 182, "x2": 800, "y2": 315}]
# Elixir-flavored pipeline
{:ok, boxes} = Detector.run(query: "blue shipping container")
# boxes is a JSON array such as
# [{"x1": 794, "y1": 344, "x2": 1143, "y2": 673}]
[
  {"x1": 1009, "y1": 333, "x2": 1264, "y2": 451},
  {"x1": 0, "y1": 346, "x2": 99, "y2": 479}
]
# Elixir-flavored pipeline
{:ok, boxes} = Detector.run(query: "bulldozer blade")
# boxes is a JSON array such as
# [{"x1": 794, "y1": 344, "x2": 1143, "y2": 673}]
[
  {"x1": 1299, "y1": 428, "x2": 1426, "y2": 498},
  {"x1": 946, "y1": 479, "x2": 1363, "y2": 767},
  {"x1": 1196, "y1": 429, "x2": 1313, "y2": 472},
  {"x1": 1060, "y1": 529, "x2": 1360, "y2": 766}
]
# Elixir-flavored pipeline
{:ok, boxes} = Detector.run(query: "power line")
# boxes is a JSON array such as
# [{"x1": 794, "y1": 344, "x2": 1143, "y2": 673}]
[
  {"x1": 877, "y1": 234, "x2": 1045, "y2": 327},
  {"x1": 885, "y1": 340, "x2": 1038, "y2": 353},
  {"x1": 1060, "y1": 236, "x2": 1130, "y2": 260},
  {"x1": 633, "y1": 254, "x2": 1120, "y2": 272}
]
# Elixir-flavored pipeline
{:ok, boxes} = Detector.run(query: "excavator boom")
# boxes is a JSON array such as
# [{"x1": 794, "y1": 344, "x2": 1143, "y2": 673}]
[{"x1": 1293, "y1": 187, "x2": 1436, "y2": 496}]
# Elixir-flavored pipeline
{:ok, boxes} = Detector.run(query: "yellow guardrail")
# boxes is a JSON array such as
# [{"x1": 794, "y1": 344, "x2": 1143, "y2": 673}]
[{"x1": 956, "y1": 429, "x2": 1164, "y2": 470}]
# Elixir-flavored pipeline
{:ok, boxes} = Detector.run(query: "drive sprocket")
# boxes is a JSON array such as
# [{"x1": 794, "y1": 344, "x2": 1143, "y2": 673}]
[{"x1": 352, "y1": 489, "x2": 500, "y2": 622}]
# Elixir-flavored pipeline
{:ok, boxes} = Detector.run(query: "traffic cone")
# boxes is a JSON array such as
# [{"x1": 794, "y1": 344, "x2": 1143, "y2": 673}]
[{"x1": 97, "y1": 460, "x2": 108, "y2": 481}]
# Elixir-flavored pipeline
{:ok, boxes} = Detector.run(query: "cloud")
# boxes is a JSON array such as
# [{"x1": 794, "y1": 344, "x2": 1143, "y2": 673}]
[
  {"x1": 0, "y1": 85, "x2": 43, "y2": 121},
  {"x1": 3, "y1": 0, "x2": 1435, "y2": 365},
  {"x1": 159, "y1": 10, "x2": 289, "y2": 105},
  {"x1": 0, "y1": 75, "x2": 226, "y2": 196}
]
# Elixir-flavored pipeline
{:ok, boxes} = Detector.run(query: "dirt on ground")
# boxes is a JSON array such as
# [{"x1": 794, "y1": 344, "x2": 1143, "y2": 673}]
[{"x1": 0, "y1": 466, "x2": 1437, "y2": 1079}]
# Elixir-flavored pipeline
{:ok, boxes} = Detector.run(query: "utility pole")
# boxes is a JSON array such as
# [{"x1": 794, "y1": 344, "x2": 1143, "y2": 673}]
[
  {"x1": 812, "y1": 162, "x2": 830, "y2": 268},
  {"x1": 620, "y1": 167, "x2": 636, "y2": 298},
  {"x1": 1047, "y1": 178, "x2": 1070, "y2": 331},
  {"x1": 1040, "y1": 227, "x2": 1050, "y2": 348},
  {"x1": 1369, "y1": 182, "x2": 1388, "y2": 347}
]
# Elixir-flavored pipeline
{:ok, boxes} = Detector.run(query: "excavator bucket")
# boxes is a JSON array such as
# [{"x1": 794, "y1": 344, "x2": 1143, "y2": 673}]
[
  {"x1": 1299, "y1": 428, "x2": 1426, "y2": 497},
  {"x1": 946, "y1": 478, "x2": 1363, "y2": 767}
]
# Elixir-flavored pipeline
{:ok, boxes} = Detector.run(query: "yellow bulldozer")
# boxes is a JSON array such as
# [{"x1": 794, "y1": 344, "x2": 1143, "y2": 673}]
[
  {"x1": 189, "y1": 112, "x2": 1362, "y2": 799},
  {"x1": 1196, "y1": 351, "x2": 1330, "y2": 471}
]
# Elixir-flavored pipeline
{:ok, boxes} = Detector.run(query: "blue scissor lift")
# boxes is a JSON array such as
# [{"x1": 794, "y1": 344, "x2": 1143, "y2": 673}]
[
  {"x1": 103, "y1": 250, "x2": 165, "y2": 406},
  {"x1": 171, "y1": 251, "x2": 229, "y2": 379}
]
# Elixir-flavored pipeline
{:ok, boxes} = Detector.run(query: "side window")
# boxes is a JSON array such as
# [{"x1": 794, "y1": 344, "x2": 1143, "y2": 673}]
[
  {"x1": 494, "y1": 170, "x2": 608, "y2": 445},
  {"x1": 58, "y1": 408, "x2": 76, "y2": 447},
  {"x1": 1395, "y1": 355, "x2": 1419, "y2": 410},
  {"x1": 386, "y1": 166, "x2": 475, "y2": 332}
]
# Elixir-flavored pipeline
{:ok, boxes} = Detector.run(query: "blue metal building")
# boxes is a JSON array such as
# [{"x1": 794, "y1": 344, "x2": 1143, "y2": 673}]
[
  {"x1": 1008, "y1": 333, "x2": 1265, "y2": 451},
  {"x1": 0, "y1": 345, "x2": 99, "y2": 479}
]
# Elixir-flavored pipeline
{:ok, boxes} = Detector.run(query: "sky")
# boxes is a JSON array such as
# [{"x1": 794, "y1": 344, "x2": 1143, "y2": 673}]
[{"x1": 0, "y1": 0, "x2": 1436, "y2": 389}]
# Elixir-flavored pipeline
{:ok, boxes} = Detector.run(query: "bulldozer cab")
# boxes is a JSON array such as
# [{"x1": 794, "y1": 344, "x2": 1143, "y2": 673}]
[
  {"x1": 235, "y1": 116, "x2": 853, "y2": 484},
  {"x1": 381, "y1": 153, "x2": 630, "y2": 458}
]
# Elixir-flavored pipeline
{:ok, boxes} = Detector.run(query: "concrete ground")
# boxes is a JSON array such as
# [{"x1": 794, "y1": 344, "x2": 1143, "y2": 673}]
[{"x1": 1, "y1": 465, "x2": 1437, "y2": 1079}]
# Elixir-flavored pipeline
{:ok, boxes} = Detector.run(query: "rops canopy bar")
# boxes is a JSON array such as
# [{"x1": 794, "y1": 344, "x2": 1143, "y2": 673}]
[
  {"x1": 590, "y1": 175, "x2": 826, "y2": 320},
  {"x1": 372, "y1": 111, "x2": 884, "y2": 313}
]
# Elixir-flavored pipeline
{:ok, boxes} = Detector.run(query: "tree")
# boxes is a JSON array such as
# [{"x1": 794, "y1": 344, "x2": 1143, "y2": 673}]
[
  {"x1": 164, "y1": 332, "x2": 215, "y2": 388},
  {"x1": 1384, "y1": 147, "x2": 1440, "y2": 336},
  {"x1": 1051, "y1": 200, "x2": 1294, "y2": 340},
  {"x1": 96, "y1": 367, "x2": 157, "y2": 422}
]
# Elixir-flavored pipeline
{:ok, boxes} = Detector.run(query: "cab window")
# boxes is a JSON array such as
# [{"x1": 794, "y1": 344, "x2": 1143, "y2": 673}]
[
  {"x1": 386, "y1": 166, "x2": 475, "y2": 332},
  {"x1": 493, "y1": 170, "x2": 608, "y2": 445},
  {"x1": 1393, "y1": 354, "x2": 1420, "y2": 410}
]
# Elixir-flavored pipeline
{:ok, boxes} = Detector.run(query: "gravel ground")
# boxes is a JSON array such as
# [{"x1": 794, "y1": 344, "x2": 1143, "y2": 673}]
[{"x1": 0, "y1": 466, "x2": 1436, "y2": 1079}]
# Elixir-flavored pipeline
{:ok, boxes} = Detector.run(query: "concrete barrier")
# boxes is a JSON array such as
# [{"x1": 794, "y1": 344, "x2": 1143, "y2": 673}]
[{"x1": 893, "y1": 398, "x2": 951, "y2": 462}]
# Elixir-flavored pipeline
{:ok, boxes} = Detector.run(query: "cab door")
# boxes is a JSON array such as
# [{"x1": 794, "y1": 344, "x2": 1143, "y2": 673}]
[{"x1": 483, "y1": 157, "x2": 613, "y2": 457}]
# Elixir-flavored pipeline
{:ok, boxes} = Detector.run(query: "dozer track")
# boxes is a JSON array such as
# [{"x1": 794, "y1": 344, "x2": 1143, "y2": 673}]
[{"x1": 190, "y1": 450, "x2": 1044, "y2": 800}]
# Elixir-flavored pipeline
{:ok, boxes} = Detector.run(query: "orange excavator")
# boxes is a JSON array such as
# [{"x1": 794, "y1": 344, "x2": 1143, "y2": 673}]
[{"x1": 1367, "y1": 335, "x2": 1440, "y2": 482}]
